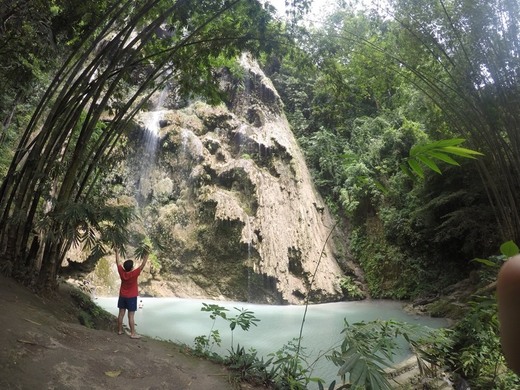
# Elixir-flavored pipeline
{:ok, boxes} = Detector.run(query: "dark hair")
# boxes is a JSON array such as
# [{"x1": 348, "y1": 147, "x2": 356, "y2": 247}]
[{"x1": 123, "y1": 260, "x2": 134, "y2": 272}]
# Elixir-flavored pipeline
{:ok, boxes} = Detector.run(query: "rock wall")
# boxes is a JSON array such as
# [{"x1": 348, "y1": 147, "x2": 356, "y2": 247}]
[{"x1": 100, "y1": 54, "x2": 353, "y2": 304}]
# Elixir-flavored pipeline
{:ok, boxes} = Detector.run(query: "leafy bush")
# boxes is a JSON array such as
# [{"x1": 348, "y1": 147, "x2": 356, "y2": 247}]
[
  {"x1": 194, "y1": 304, "x2": 318, "y2": 389},
  {"x1": 327, "y1": 319, "x2": 443, "y2": 389},
  {"x1": 225, "y1": 345, "x2": 275, "y2": 387},
  {"x1": 338, "y1": 276, "x2": 364, "y2": 300},
  {"x1": 438, "y1": 296, "x2": 520, "y2": 389},
  {"x1": 194, "y1": 303, "x2": 260, "y2": 356},
  {"x1": 267, "y1": 338, "x2": 329, "y2": 390}
]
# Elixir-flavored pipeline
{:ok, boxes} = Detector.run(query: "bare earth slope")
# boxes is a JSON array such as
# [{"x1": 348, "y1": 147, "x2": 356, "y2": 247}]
[{"x1": 0, "y1": 275, "x2": 254, "y2": 390}]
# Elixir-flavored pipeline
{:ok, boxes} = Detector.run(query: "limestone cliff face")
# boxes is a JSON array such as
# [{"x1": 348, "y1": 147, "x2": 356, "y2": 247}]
[{"x1": 106, "y1": 55, "x2": 350, "y2": 304}]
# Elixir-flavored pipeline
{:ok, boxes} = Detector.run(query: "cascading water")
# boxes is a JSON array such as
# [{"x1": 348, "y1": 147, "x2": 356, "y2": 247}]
[
  {"x1": 143, "y1": 85, "x2": 168, "y2": 140},
  {"x1": 244, "y1": 216, "x2": 255, "y2": 301},
  {"x1": 135, "y1": 86, "x2": 168, "y2": 203}
]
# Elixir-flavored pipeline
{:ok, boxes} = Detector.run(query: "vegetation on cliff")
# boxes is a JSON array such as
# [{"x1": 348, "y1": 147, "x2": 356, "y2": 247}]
[{"x1": 266, "y1": 0, "x2": 520, "y2": 300}]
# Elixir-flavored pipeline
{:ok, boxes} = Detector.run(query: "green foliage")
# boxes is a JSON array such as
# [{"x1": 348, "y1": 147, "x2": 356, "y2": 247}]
[
  {"x1": 268, "y1": 338, "x2": 317, "y2": 390},
  {"x1": 474, "y1": 240, "x2": 520, "y2": 269},
  {"x1": 46, "y1": 200, "x2": 135, "y2": 257},
  {"x1": 0, "y1": 0, "x2": 111, "y2": 133},
  {"x1": 228, "y1": 307, "x2": 260, "y2": 332},
  {"x1": 194, "y1": 303, "x2": 227, "y2": 355},
  {"x1": 327, "y1": 319, "x2": 442, "y2": 390},
  {"x1": 349, "y1": 225, "x2": 428, "y2": 299},
  {"x1": 439, "y1": 297, "x2": 520, "y2": 389},
  {"x1": 0, "y1": 126, "x2": 18, "y2": 178},
  {"x1": 94, "y1": 257, "x2": 113, "y2": 287},
  {"x1": 134, "y1": 237, "x2": 153, "y2": 260},
  {"x1": 338, "y1": 276, "x2": 364, "y2": 300},
  {"x1": 194, "y1": 306, "x2": 319, "y2": 389},
  {"x1": 225, "y1": 345, "x2": 276, "y2": 387},
  {"x1": 193, "y1": 304, "x2": 461, "y2": 390},
  {"x1": 195, "y1": 303, "x2": 260, "y2": 355},
  {"x1": 388, "y1": 0, "x2": 520, "y2": 240},
  {"x1": 428, "y1": 244, "x2": 520, "y2": 389},
  {"x1": 402, "y1": 139, "x2": 483, "y2": 179},
  {"x1": 193, "y1": 330, "x2": 222, "y2": 358},
  {"x1": 271, "y1": 3, "x2": 504, "y2": 300},
  {"x1": 500, "y1": 241, "x2": 520, "y2": 258}
]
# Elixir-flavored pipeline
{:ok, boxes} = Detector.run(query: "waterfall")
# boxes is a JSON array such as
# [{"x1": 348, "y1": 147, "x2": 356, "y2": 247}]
[
  {"x1": 136, "y1": 86, "x2": 168, "y2": 204},
  {"x1": 244, "y1": 216, "x2": 254, "y2": 302}
]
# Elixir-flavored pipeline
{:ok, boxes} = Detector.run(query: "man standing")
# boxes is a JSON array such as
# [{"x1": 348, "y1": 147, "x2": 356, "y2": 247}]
[{"x1": 115, "y1": 249, "x2": 148, "y2": 338}]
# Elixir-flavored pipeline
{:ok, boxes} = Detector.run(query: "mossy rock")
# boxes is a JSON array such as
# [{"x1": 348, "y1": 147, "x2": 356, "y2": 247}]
[{"x1": 426, "y1": 299, "x2": 468, "y2": 319}]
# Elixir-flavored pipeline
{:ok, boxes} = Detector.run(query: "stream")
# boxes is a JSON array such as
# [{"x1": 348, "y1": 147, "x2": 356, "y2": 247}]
[{"x1": 95, "y1": 297, "x2": 448, "y2": 385}]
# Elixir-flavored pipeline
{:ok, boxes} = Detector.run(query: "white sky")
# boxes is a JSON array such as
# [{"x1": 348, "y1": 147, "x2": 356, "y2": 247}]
[
  {"x1": 265, "y1": 0, "x2": 338, "y2": 21},
  {"x1": 264, "y1": 0, "x2": 388, "y2": 23}
]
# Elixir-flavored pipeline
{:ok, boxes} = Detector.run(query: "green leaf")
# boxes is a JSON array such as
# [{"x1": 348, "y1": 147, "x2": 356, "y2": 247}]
[
  {"x1": 409, "y1": 144, "x2": 422, "y2": 157},
  {"x1": 407, "y1": 159, "x2": 424, "y2": 178},
  {"x1": 399, "y1": 163, "x2": 416, "y2": 180},
  {"x1": 407, "y1": 139, "x2": 482, "y2": 178},
  {"x1": 472, "y1": 258, "x2": 498, "y2": 268},
  {"x1": 350, "y1": 359, "x2": 368, "y2": 385},
  {"x1": 500, "y1": 240, "x2": 520, "y2": 258},
  {"x1": 416, "y1": 155, "x2": 441, "y2": 174},
  {"x1": 368, "y1": 369, "x2": 391, "y2": 390},
  {"x1": 442, "y1": 146, "x2": 483, "y2": 158},
  {"x1": 338, "y1": 351, "x2": 361, "y2": 376},
  {"x1": 428, "y1": 151, "x2": 460, "y2": 165},
  {"x1": 134, "y1": 237, "x2": 153, "y2": 260}
]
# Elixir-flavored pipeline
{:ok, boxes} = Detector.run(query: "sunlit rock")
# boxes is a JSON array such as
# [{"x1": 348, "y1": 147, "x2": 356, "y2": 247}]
[{"x1": 97, "y1": 54, "x2": 358, "y2": 304}]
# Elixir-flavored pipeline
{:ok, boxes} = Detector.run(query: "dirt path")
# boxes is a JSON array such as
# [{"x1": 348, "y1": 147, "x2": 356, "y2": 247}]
[{"x1": 0, "y1": 275, "x2": 261, "y2": 389}]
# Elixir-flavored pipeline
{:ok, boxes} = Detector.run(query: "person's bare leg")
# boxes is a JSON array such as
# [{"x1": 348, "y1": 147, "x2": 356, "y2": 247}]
[
  {"x1": 117, "y1": 308, "x2": 126, "y2": 334},
  {"x1": 128, "y1": 310, "x2": 140, "y2": 338}
]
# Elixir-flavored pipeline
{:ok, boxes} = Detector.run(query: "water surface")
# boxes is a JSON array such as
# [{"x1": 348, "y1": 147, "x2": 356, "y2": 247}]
[{"x1": 96, "y1": 297, "x2": 447, "y2": 384}]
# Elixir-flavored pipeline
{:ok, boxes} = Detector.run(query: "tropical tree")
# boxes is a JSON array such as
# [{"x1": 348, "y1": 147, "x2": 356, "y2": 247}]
[
  {"x1": 0, "y1": 0, "x2": 285, "y2": 291},
  {"x1": 268, "y1": 4, "x2": 506, "y2": 296},
  {"x1": 384, "y1": 0, "x2": 520, "y2": 241},
  {"x1": 0, "y1": 0, "x2": 113, "y2": 173}
]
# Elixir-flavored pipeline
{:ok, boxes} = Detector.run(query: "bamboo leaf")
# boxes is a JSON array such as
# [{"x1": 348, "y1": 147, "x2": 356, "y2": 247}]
[
  {"x1": 416, "y1": 155, "x2": 442, "y2": 174},
  {"x1": 409, "y1": 144, "x2": 422, "y2": 157},
  {"x1": 427, "y1": 151, "x2": 460, "y2": 165},
  {"x1": 442, "y1": 146, "x2": 483, "y2": 158},
  {"x1": 407, "y1": 159, "x2": 424, "y2": 178},
  {"x1": 472, "y1": 258, "x2": 498, "y2": 268},
  {"x1": 399, "y1": 163, "x2": 416, "y2": 180},
  {"x1": 338, "y1": 352, "x2": 361, "y2": 376},
  {"x1": 350, "y1": 360, "x2": 368, "y2": 386}
]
